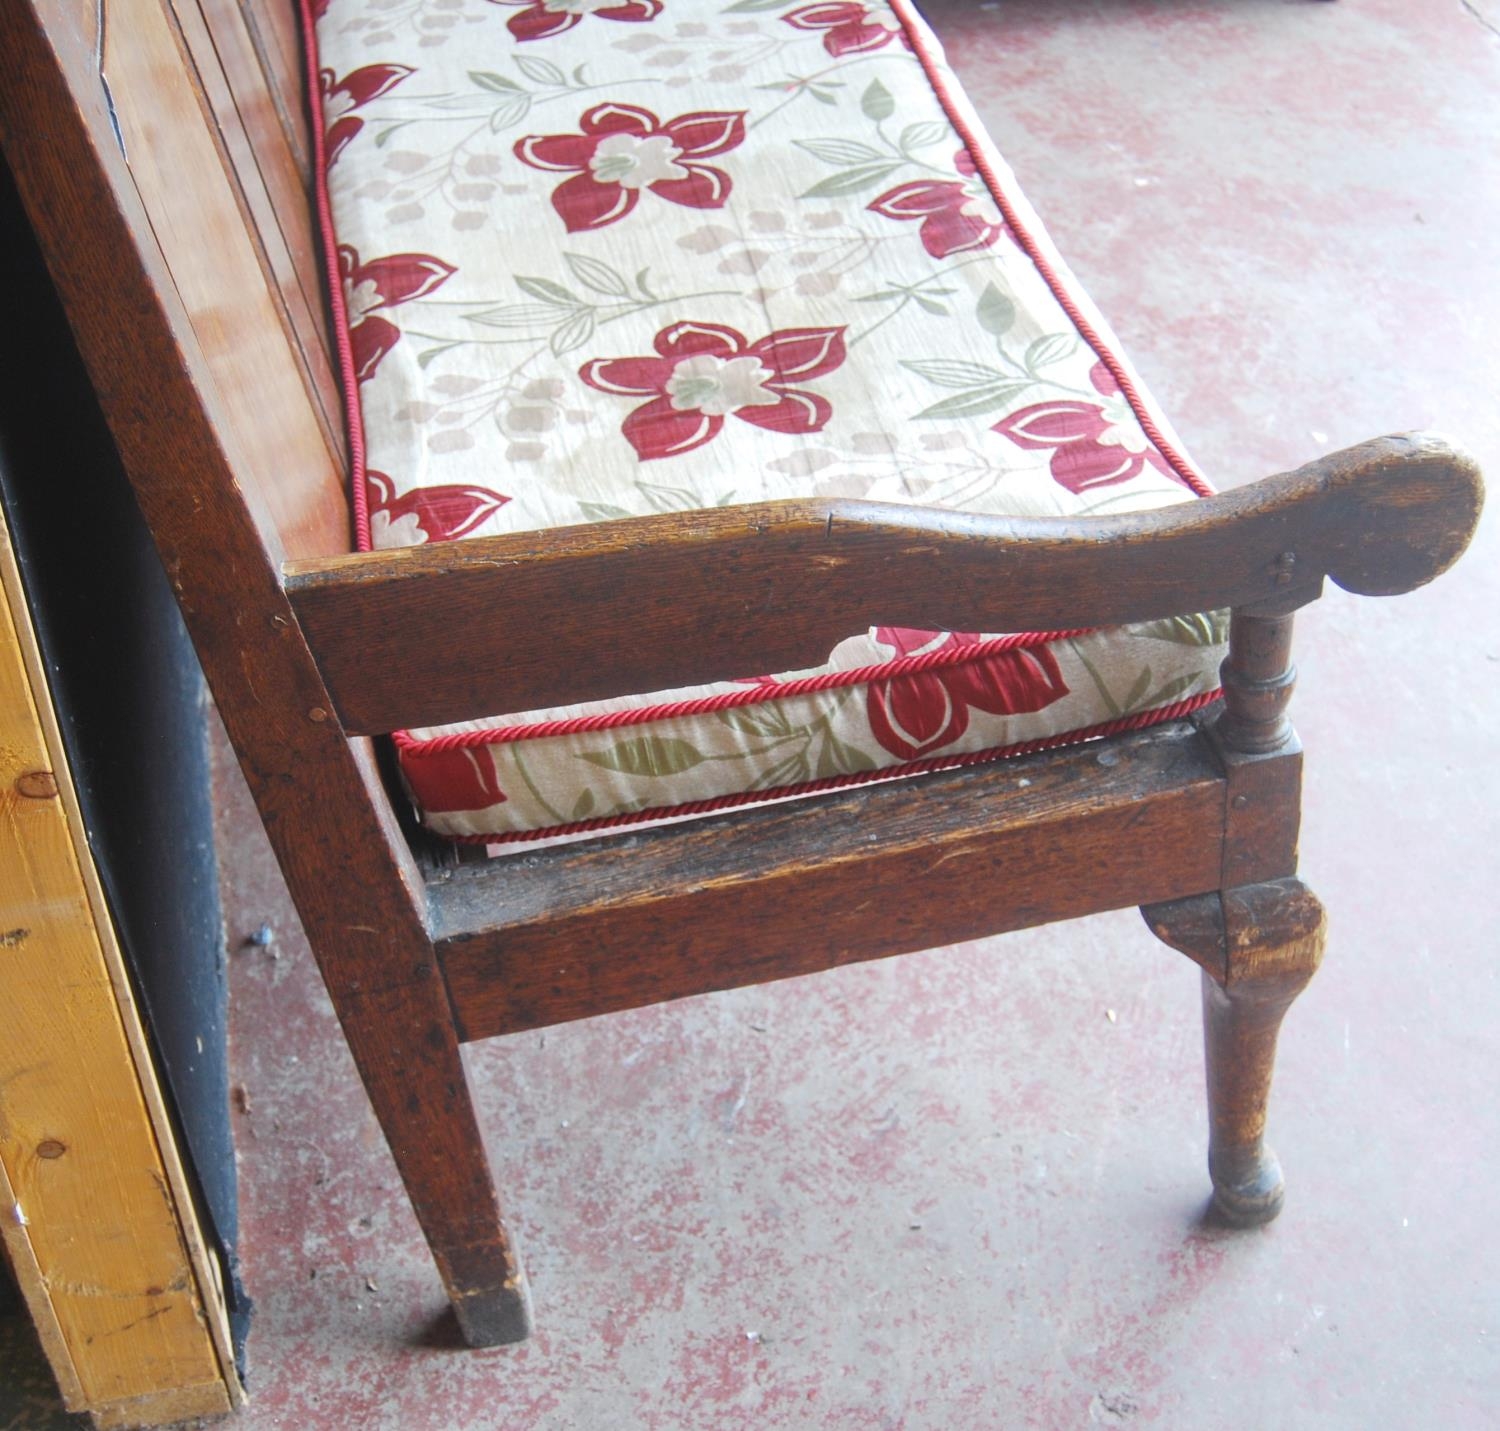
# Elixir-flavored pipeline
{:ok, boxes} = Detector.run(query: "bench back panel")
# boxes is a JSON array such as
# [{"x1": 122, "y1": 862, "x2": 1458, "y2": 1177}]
[
  {"x1": 177, "y1": 0, "x2": 347, "y2": 469},
  {"x1": 3, "y1": 0, "x2": 425, "y2": 895},
  {"x1": 11, "y1": 0, "x2": 350, "y2": 565}
]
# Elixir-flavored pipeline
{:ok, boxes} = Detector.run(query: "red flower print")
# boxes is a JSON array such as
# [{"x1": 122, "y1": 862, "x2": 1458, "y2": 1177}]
[
  {"x1": 490, "y1": 0, "x2": 662, "y2": 45},
  {"x1": 410, "y1": 746, "x2": 508, "y2": 816},
  {"x1": 783, "y1": 0, "x2": 908, "y2": 56},
  {"x1": 992, "y1": 361, "x2": 1177, "y2": 495},
  {"x1": 321, "y1": 63, "x2": 414, "y2": 165},
  {"x1": 365, "y1": 471, "x2": 510, "y2": 546},
  {"x1": 338, "y1": 246, "x2": 456, "y2": 383},
  {"x1": 515, "y1": 105, "x2": 745, "y2": 233},
  {"x1": 868, "y1": 148, "x2": 1009, "y2": 259},
  {"x1": 579, "y1": 321, "x2": 846, "y2": 462},
  {"x1": 866, "y1": 629, "x2": 1069, "y2": 759}
]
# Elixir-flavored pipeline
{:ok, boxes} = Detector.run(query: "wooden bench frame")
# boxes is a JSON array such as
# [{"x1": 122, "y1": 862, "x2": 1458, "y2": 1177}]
[{"x1": 0, "y1": 0, "x2": 1481, "y2": 1348}]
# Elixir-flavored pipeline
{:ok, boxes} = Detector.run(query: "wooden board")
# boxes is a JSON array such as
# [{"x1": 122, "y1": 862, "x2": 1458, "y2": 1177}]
[
  {"x1": 285, "y1": 434, "x2": 1484, "y2": 735},
  {"x1": 0, "y1": 514, "x2": 238, "y2": 1421},
  {"x1": 435, "y1": 721, "x2": 1229, "y2": 1040}
]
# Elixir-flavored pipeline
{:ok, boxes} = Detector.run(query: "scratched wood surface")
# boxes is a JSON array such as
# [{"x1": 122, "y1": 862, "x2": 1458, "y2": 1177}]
[{"x1": 0, "y1": 517, "x2": 235, "y2": 1419}]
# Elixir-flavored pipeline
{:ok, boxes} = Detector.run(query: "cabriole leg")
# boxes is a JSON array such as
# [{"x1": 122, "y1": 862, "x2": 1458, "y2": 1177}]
[{"x1": 1143, "y1": 878, "x2": 1326, "y2": 1225}]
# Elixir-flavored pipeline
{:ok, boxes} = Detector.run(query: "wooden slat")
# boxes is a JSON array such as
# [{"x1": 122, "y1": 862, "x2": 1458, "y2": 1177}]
[
  {"x1": 234, "y1": 0, "x2": 310, "y2": 179},
  {"x1": 286, "y1": 434, "x2": 1483, "y2": 735},
  {"x1": 435, "y1": 721, "x2": 1227, "y2": 1041},
  {"x1": 0, "y1": 514, "x2": 235, "y2": 1416},
  {"x1": 174, "y1": 0, "x2": 345, "y2": 461}
]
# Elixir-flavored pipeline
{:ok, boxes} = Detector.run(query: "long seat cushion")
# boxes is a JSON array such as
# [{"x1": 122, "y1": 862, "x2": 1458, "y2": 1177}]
[{"x1": 304, "y1": 0, "x2": 1226, "y2": 842}]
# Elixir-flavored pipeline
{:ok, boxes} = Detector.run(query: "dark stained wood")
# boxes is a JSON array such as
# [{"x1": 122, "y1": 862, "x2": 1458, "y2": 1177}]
[
  {"x1": 0, "y1": 0, "x2": 526, "y2": 1348},
  {"x1": 1141, "y1": 879, "x2": 1326, "y2": 1225},
  {"x1": 2, "y1": 0, "x2": 1483, "y2": 1353},
  {"x1": 1193, "y1": 603, "x2": 1305, "y2": 889},
  {"x1": 434, "y1": 722, "x2": 1226, "y2": 1041},
  {"x1": 1217, "y1": 612, "x2": 1297, "y2": 754},
  {"x1": 286, "y1": 434, "x2": 1485, "y2": 735},
  {"x1": 1202, "y1": 725, "x2": 1304, "y2": 892}
]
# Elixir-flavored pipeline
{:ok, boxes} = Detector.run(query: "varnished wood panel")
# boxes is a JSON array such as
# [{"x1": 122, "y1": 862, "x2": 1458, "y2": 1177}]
[
  {"x1": 174, "y1": 0, "x2": 345, "y2": 460},
  {"x1": 435, "y1": 722, "x2": 1226, "y2": 1040},
  {"x1": 85, "y1": 0, "x2": 349, "y2": 561},
  {"x1": 287, "y1": 434, "x2": 1484, "y2": 735},
  {"x1": 235, "y1": 0, "x2": 311, "y2": 178}
]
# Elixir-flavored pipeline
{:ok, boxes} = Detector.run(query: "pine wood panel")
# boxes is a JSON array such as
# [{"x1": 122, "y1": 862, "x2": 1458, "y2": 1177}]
[{"x1": 0, "y1": 518, "x2": 235, "y2": 1417}]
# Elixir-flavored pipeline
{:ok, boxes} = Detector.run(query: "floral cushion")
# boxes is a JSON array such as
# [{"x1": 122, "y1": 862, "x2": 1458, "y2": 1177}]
[{"x1": 306, "y1": 0, "x2": 1226, "y2": 842}]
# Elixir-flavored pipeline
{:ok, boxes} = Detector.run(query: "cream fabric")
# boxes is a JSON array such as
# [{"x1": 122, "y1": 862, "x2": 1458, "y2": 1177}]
[{"x1": 311, "y1": 0, "x2": 1225, "y2": 839}]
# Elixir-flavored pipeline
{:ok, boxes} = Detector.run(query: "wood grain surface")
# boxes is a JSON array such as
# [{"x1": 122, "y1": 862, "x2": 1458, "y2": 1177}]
[
  {"x1": 287, "y1": 434, "x2": 1484, "y2": 734},
  {"x1": 435, "y1": 721, "x2": 1226, "y2": 1040},
  {"x1": 0, "y1": 513, "x2": 235, "y2": 1416}
]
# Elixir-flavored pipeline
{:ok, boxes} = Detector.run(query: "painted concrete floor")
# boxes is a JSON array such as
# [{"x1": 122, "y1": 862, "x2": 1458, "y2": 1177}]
[{"x1": 5, "y1": 1, "x2": 1498, "y2": 1427}]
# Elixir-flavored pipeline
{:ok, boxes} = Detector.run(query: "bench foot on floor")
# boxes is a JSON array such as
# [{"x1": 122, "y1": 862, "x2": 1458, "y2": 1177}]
[
  {"x1": 451, "y1": 1278, "x2": 534, "y2": 1348},
  {"x1": 1142, "y1": 878, "x2": 1327, "y2": 1226}
]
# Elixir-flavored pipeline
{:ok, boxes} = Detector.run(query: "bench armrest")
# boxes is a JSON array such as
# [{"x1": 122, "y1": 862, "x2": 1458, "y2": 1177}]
[{"x1": 284, "y1": 432, "x2": 1482, "y2": 735}]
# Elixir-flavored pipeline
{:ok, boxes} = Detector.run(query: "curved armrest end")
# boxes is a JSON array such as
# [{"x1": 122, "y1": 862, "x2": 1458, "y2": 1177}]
[{"x1": 1315, "y1": 432, "x2": 1484, "y2": 598}]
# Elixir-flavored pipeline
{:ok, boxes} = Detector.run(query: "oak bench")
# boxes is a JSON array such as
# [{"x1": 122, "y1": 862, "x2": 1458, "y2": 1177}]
[{"x1": 0, "y1": 0, "x2": 1481, "y2": 1348}]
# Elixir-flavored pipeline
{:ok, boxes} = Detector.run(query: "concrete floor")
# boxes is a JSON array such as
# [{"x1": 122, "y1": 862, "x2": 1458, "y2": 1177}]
[{"x1": 6, "y1": 1, "x2": 1499, "y2": 1426}]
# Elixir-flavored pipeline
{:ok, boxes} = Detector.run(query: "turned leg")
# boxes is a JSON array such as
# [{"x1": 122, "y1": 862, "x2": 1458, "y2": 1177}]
[
  {"x1": 1143, "y1": 878, "x2": 1326, "y2": 1225},
  {"x1": 334, "y1": 977, "x2": 533, "y2": 1345}
]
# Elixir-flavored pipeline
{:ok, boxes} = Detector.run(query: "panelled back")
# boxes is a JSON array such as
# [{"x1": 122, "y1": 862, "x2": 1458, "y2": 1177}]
[
  {"x1": 2, "y1": 0, "x2": 425, "y2": 891},
  {"x1": 175, "y1": 0, "x2": 347, "y2": 468},
  {"x1": 6, "y1": 0, "x2": 349, "y2": 565}
]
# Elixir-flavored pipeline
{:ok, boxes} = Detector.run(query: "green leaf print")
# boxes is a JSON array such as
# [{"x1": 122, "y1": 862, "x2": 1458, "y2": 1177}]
[
  {"x1": 578, "y1": 500, "x2": 635, "y2": 523},
  {"x1": 514, "y1": 55, "x2": 567, "y2": 87},
  {"x1": 515, "y1": 275, "x2": 579, "y2": 307},
  {"x1": 796, "y1": 138, "x2": 885, "y2": 165},
  {"x1": 814, "y1": 729, "x2": 877, "y2": 778},
  {"x1": 563, "y1": 252, "x2": 632, "y2": 298},
  {"x1": 581, "y1": 736, "x2": 708, "y2": 778},
  {"x1": 901, "y1": 358, "x2": 1009, "y2": 389},
  {"x1": 800, "y1": 163, "x2": 903, "y2": 199},
  {"x1": 1129, "y1": 612, "x2": 1230, "y2": 647},
  {"x1": 861, "y1": 78, "x2": 895, "y2": 121},
  {"x1": 1024, "y1": 333, "x2": 1080, "y2": 373},
  {"x1": 1121, "y1": 666, "x2": 1154, "y2": 714},
  {"x1": 488, "y1": 96, "x2": 532, "y2": 132},
  {"x1": 549, "y1": 308, "x2": 597, "y2": 356},
  {"x1": 470, "y1": 71, "x2": 524, "y2": 94},
  {"x1": 752, "y1": 747, "x2": 813, "y2": 791},
  {"x1": 1138, "y1": 673, "x2": 1201, "y2": 709},
  {"x1": 898, "y1": 120, "x2": 950, "y2": 152},
  {"x1": 466, "y1": 302, "x2": 567, "y2": 330},
  {"x1": 719, "y1": 703, "x2": 796, "y2": 739},
  {"x1": 914, "y1": 382, "x2": 1036, "y2": 419},
  {"x1": 570, "y1": 788, "x2": 597, "y2": 821}
]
